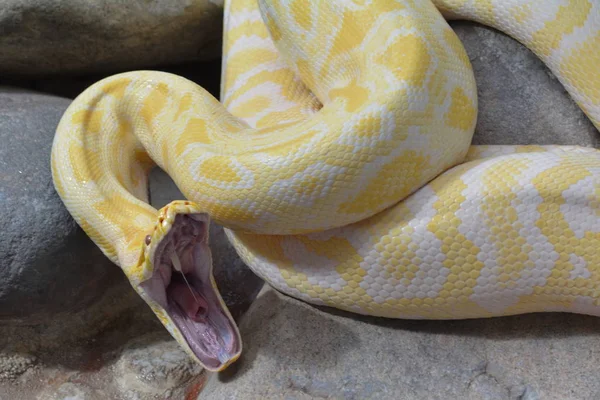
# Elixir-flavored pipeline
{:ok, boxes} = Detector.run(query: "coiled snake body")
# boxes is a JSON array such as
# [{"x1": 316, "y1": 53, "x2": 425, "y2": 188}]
[{"x1": 51, "y1": 0, "x2": 600, "y2": 371}]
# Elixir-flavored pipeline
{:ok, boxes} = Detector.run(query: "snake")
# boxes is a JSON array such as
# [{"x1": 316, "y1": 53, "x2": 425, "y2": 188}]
[{"x1": 50, "y1": 0, "x2": 600, "y2": 372}]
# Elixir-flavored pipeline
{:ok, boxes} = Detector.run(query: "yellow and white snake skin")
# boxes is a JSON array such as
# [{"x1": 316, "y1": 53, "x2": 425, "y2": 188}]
[{"x1": 51, "y1": 0, "x2": 600, "y2": 371}]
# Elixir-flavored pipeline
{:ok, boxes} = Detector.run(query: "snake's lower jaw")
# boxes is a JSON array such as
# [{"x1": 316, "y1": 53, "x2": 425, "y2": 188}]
[{"x1": 139, "y1": 212, "x2": 242, "y2": 371}]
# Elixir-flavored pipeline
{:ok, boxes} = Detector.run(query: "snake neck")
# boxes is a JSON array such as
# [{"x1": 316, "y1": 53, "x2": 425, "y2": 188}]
[{"x1": 51, "y1": 99, "x2": 242, "y2": 370}]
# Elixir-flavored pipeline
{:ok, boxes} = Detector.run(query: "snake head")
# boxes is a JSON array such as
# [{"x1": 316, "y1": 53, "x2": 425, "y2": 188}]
[{"x1": 134, "y1": 201, "x2": 242, "y2": 371}]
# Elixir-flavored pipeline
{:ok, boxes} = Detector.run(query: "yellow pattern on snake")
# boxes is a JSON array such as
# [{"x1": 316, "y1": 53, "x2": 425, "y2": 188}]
[{"x1": 51, "y1": 0, "x2": 600, "y2": 371}]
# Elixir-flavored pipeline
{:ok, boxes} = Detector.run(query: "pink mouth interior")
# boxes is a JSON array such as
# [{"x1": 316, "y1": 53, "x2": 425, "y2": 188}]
[
  {"x1": 140, "y1": 214, "x2": 240, "y2": 370},
  {"x1": 167, "y1": 279, "x2": 208, "y2": 321}
]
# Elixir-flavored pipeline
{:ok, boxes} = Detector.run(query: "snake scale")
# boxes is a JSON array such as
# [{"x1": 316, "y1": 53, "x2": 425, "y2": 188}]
[{"x1": 51, "y1": 0, "x2": 600, "y2": 371}]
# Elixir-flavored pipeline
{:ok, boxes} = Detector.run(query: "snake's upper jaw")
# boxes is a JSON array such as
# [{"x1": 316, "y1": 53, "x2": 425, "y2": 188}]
[{"x1": 139, "y1": 211, "x2": 242, "y2": 371}]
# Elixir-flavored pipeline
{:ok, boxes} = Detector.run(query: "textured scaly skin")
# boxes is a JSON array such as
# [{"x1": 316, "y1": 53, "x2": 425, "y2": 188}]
[{"x1": 52, "y1": 0, "x2": 600, "y2": 367}]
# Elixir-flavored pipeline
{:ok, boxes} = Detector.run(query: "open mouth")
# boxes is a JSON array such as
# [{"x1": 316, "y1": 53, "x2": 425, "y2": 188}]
[{"x1": 140, "y1": 213, "x2": 241, "y2": 371}]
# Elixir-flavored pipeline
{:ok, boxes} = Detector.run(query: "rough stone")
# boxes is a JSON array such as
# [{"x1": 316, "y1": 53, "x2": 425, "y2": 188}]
[
  {"x1": 0, "y1": 88, "x2": 124, "y2": 322},
  {"x1": 0, "y1": 352, "x2": 37, "y2": 382},
  {"x1": 0, "y1": 0, "x2": 224, "y2": 76},
  {"x1": 201, "y1": 286, "x2": 600, "y2": 400},
  {"x1": 0, "y1": 278, "x2": 213, "y2": 400},
  {"x1": 37, "y1": 382, "x2": 105, "y2": 400},
  {"x1": 0, "y1": 279, "x2": 161, "y2": 399},
  {"x1": 114, "y1": 331, "x2": 205, "y2": 398},
  {"x1": 200, "y1": 22, "x2": 600, "y2": 400}
]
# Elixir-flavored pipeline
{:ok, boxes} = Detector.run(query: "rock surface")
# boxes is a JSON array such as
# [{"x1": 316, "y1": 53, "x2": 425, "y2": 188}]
[
  {"x1": 201, "y1": 22, "x2": 600, "y2": 400},
  {"x1": 115, "y1": 332, "x2": 203, "y2": 394},
  {"x1": 0, "y1": 88, "x2": 124, "y2": 322},
  {"x1": 0, "y1": 280, "x2": 205, "y2": 400},
  {"x1": 201, "y1": 287, "x2": 600, "y2": 400},
  {"x1": 0, "y1": 212, "x2": 253, "y2": 400},
  {"x1": 0, "y1": 0, "x2": 224, "y2": 76}
]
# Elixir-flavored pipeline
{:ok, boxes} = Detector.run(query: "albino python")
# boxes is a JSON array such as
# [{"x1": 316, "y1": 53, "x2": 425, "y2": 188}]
[{"x1": 51, "y1": 0, "x2": 600, "y2": 371}]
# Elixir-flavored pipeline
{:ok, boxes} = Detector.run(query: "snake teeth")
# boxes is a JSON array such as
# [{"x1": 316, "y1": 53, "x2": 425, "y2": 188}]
[{"x1": 139, "y1": 208, "x2": 242, "y2": 371}]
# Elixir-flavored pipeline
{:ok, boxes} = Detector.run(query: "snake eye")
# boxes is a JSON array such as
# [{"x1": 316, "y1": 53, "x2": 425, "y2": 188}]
[{"x1": 145, "y1": 235, "x2": 152, "y2": 245}]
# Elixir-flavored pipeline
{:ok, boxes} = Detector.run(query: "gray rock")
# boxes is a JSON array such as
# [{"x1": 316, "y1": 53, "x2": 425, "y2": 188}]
[
  {"x1": 0, "y1": 353, "x2": 37, "y2": 382},
  {"x1": 0, "y1": 262, "x2": 204, "y2": 399},
  {"x1": 114, "y1": 331, "x2": 204, "y2": 398},
  {"x1": 0, "y1": 0, "x2": 223, "y2": 76},
  {"x1": 200, "y1": 23, "x2": 600, "y2": 400},
  {"x1": 37, "y1": 382, "x2": 105, "y2": 400},
  {"x1": 201, "y1": 286, "x2": 600, "y2": 400},
  {"x1": 0, "y1": 88, "x2": 124, "y2": 322}
]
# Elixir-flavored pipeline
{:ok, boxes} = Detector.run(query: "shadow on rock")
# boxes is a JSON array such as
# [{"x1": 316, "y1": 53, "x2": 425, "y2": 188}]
[
  {"x1": 318, "y1": 304, "x2": 600, "y2": 341},
  {"x1": 213, "y1": 288, "x2": 360, "y2": 385},
  {"x1": 202, "y1": 287, "x2": 600, "y2": 400}
]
